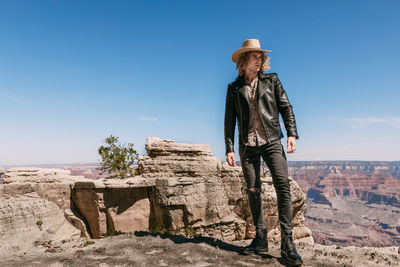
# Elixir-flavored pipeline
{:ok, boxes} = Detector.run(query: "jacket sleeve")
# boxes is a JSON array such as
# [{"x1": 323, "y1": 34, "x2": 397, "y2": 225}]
[
  {"x1": 274, "y1": 74, "x2": 299, "y2": 139},
  {"x1": 224, "y1": 85, "x2": 237, "y2": 155}
]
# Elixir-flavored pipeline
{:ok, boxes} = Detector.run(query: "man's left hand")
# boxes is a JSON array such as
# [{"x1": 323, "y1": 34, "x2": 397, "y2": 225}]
[{"x1": 287, "y1": 136, "x2": 296, "y2": 153}]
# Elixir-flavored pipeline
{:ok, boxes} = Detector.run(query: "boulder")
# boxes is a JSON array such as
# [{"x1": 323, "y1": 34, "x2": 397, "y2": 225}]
[
  {"x1": 0, "y1": 166, "x2": 4, "y2": 184},
  {"x1": 2, "y1": 167, "x2": 92, "y2": 238},
  {"x1": 0, "y1": 191, "x2": 80, "y2": 252},
  {"x1": 137, "y1": 137, "x2": 312, "y2": 243},
  {"x1": 138, "y1": 137, "x2": 220, "y2": 178},
  {"x1": 150, "y1": 176, "x2": 246, "y2": 241}
]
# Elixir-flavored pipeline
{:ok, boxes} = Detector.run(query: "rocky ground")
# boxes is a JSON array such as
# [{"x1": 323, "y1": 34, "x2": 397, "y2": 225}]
[{"x1": 2, "y1": 232, "x2": 399, "y2": 267}]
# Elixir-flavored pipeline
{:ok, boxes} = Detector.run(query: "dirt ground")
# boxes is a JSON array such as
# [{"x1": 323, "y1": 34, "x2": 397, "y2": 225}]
[{"x1": 2, "y1": 232, "x2": 399, "y2": 267}]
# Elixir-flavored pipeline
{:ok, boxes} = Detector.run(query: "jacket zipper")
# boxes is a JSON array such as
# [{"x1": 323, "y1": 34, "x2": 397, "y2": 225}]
[
  {"x1": 257, "y1": 84, "x2": 270, "y2": 144},
  {"x1": 237, "y1": 91, "x2": 248, "y2": 156},
  {"x1": 256, "y1": 103, "x2": 270, "y2": 144}
]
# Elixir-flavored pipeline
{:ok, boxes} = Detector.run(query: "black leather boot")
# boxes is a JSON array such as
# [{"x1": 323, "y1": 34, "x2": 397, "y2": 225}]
[
  {"x1": 243, "y1": 228, "x2": 268, "y2": 254},
  {"x1": 281, "y1": 232, "x2": 303, "y2": 266}
]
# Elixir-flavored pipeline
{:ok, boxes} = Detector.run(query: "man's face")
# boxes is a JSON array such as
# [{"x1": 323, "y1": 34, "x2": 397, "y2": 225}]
[{"x1": 245, "y1": 51, "x2": 263, "y2": 74}]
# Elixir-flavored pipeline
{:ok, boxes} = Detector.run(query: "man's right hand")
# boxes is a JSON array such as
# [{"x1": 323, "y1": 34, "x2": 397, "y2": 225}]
[{"x1": 226, "y1": 152, "x2": 237, "y2": 167}]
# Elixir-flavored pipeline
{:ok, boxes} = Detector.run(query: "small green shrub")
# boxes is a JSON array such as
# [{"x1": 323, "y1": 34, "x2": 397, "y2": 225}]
[
  {"x1": 98, "y1": 135, "x2": 139, "y2": 179},
  {"x1": 36, "y1": 220, "x2": 43, "y2": 231},
  {"x1": 83, "y1": 240, "x2": 95, "y2": 247},
  {"x1": 183, "y1": 226, "x2": 201, "y2": 238},
  {"x1": 106, "y1": 230, "x2": 123, "y2": 236},
  {"x1": 149, "y1": 222, "x2": 169, "y2": 235}
]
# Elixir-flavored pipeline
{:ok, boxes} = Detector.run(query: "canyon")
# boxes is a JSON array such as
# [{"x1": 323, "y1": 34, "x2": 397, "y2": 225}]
[{"x1": 288, "y1": 161, "x2": 400, "y2": 247}]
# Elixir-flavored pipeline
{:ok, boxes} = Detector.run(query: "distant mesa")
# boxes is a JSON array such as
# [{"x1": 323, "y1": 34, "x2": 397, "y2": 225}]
[{"x1": 289, "y1": 161, "x2": 400, "y2": 247}]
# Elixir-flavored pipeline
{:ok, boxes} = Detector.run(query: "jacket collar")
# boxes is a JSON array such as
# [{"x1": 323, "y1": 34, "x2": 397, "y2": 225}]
[
  {"x1": 257, "y1": 73, "x2": 272, "y2": 99},
  {"x1": 235, "y1": 73, "x2": 272, "y2": 100}
]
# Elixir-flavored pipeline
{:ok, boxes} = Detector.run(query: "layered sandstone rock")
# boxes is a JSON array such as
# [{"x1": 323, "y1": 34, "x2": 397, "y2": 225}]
[
  {"x1": 0, "y1": 189, "x2": 80, "y2": 252},
  {"x1": 5, "y1": 167, "x2": 76, "y2": 183},
  {"x1": 0, "y1": 166, "x2": 4, "y2": 184},
  {"x1": 0, "y1": 137, "x2": 313, "y2": 252},
  {"x1": 138, "y1": 137, "x2": 312, "y2": 243},
  {"x1": 1, "y1": 168, "x2": 91, "y2": 241},
  {"x1": 0, "y1": 171, "x2": 85, "y2": 252},
  {"x1": 137, "y1": 138, "x2": 246, "y2": 240},
  {"x1": 71, "y1": 177, "x2": 155, "y2": 238},
  {"x1": 138, "y1": 137, "x2": 220, "y2": 178}
]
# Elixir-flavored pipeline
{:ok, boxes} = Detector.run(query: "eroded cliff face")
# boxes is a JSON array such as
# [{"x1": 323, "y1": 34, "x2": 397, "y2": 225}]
[
  {"x1": 0, "y1": 166, "x2": 4, "y2": 184},
  {"x1": 71, "y1": 178, "x2": 155, "y2": 238},
  {"x1": 137, "y1": 137, "x2": 312, "y2": 242},
  {"x1": 0, "y1": 168, "x2": 85, "y2": 252},
  {"x1": 0, "y1": 137, "x2": 312, "y2": 252},
  {"x1": 288, "y1": 161, "x2": 400, "y2": 246}
]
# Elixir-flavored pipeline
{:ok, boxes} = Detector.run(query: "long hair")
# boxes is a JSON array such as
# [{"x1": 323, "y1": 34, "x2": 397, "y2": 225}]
[{"x1": 236, "y1": 51, "x2": 271, "y2": 76}]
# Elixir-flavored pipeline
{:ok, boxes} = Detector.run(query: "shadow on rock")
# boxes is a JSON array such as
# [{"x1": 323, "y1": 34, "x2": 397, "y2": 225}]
[{"x1": 134, "y1": 231, "x2": 280, "y2": 261}]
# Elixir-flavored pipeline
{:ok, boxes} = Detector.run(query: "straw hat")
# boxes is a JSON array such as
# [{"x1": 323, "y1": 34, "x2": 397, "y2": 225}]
[{"x1": 232, "y1": 39, "x2": 271, "y2": 63}]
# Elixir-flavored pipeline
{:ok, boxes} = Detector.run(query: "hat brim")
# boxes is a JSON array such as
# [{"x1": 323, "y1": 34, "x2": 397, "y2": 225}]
[{"x1": 232, "y1": 48, "x2": 272, "y2": 63}]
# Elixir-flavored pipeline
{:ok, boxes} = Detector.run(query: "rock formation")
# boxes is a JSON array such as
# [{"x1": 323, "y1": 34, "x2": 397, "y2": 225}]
[
  {"x1": 71, "y1": 177, "x2": 156, "y2": 238},
  {"x1": 0, "y1": 137, "x2": 313, "y2": 253},
  {"x1": 0, "y1": 165, "x2": 4, "y2": 184},
  {"x1": 137, "y1": 137, "x2": 312, "y2": 242},
  {"x1": 0, "y1": 168, "x2": 85, "y2": 253}
]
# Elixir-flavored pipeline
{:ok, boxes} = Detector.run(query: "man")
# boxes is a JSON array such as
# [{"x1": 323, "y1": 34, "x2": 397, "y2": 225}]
[{"x1": 224, "y1": 39, "x2": 302, "y2": 266}]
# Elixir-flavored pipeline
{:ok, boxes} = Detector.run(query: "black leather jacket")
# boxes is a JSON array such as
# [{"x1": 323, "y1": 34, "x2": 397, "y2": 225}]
[{"x1": 224, "y1": 72, "x2": 299, "y2": 155}]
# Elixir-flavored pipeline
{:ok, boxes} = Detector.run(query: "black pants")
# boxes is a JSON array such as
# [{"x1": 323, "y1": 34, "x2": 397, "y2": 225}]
[{"x1": 239, "y1": 139, "x2": 293, "y2": 236}]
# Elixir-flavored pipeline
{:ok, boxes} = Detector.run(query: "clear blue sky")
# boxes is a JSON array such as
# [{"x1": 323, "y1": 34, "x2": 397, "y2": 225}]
[{"x1": 1, "y1": 0, "x2": 399, "y2": 165}]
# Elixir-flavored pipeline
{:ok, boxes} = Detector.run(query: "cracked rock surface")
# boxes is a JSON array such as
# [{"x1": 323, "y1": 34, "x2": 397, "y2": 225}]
[{"x1": 2, "y1": 232, "x2": 399, "y2": 267}]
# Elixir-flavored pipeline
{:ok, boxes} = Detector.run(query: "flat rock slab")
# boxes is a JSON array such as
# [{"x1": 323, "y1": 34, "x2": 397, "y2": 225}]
[{"x1": 2, "y1": 233, "x2": 399, "y2": 267}]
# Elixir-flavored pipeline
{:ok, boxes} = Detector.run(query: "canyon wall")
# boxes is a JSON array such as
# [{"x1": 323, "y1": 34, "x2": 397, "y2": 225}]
[{"x1": 288, "y1": 161, "x2": 400, "y2": 247}]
